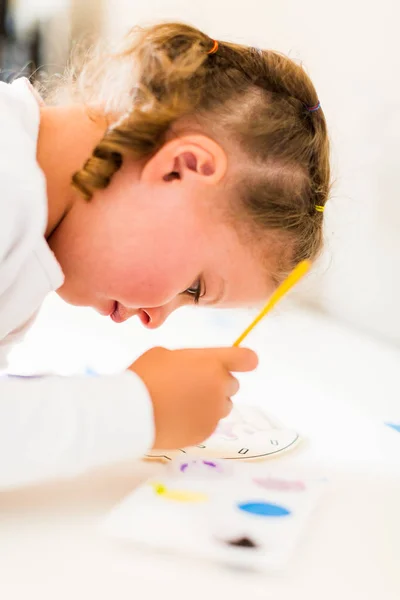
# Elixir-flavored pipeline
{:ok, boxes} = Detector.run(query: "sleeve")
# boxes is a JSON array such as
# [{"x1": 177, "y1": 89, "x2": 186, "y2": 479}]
[
  {"x1": 0, "y1": 371, "x2": 155, "y2": 489},
  {"x1": 0, "y1": 79, "x2": 60, "y2": 348},
  {"x1": 0, "y1": 154, "x2": 60, "y2": 358},
  {"x1": 0, "y1": 80, "x2": 47, "y2": 289},
  {"x1": 0, "y1": 314, "x2": 38, "y2": 372}
]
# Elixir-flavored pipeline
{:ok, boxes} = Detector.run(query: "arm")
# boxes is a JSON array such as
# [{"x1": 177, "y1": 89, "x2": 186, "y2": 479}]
[{"x1": 0, "y1": 371, "x2": 154, "y2": 489}]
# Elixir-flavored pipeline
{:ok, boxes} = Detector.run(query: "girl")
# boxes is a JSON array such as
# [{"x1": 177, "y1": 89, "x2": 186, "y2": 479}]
[{"x1": 0, "y1": 23, "x2": 330, "y2": 488}]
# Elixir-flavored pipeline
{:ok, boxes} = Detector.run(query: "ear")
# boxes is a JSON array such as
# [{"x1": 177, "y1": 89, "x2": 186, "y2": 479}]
[{"x1": 140, "y1": 135, "x2": 228, "y2": 186}]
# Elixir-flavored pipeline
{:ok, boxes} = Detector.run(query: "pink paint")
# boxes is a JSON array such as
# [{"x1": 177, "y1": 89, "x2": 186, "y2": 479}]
[
  {"x1": 253, "y1": 477, "x2": 306, "y2": 492},
  {"x1": 215, "y1": 422, "x2": 239, "y2": 441},
  {"x1": 215, "y1": 420, "x2": 272, "y2": 441}
]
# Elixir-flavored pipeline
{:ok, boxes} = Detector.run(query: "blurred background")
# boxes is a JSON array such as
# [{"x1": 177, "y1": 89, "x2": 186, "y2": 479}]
[{"x1": 2, "y1": 1, "x2": 399, "y2": 429}]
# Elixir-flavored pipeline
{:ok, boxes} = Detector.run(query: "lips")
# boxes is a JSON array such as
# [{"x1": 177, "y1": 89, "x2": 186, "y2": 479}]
[{"x1": 110, "y1": 301, "x2": 126, "y2": 323}]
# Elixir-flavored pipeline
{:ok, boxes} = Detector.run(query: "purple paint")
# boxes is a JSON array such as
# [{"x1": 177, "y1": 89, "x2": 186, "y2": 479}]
[{"x1": 179, "y1": 460, "x2": 219, "y2": 473}]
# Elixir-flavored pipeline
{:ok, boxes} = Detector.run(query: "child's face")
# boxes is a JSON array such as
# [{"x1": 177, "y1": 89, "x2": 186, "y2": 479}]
[{"x1": 48, "y1": 139, "x2": 274, "y2": 328}]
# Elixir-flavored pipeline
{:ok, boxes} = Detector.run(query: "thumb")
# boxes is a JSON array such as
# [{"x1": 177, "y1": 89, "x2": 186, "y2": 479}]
[{"x1": 212, "y1": 347, "x2": 259, "y2": 372}]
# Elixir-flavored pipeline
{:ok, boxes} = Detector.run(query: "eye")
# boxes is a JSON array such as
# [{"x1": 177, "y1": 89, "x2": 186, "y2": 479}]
[{"x1": 184, "y1": 279, "x2": 205, "y2": 304}]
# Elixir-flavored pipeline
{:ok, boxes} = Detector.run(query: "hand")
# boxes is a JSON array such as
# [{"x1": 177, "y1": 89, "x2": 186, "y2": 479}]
[{"x1": 129, "y1": 346, "x2": 258, "y2": 450}]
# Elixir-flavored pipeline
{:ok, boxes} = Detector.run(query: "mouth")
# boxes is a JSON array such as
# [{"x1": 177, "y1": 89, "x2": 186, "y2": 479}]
[{"x1": 110, "y1": 301, "x2": 125, "y2": 323}]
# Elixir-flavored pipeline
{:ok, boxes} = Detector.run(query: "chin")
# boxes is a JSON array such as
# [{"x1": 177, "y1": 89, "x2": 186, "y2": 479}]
[{"x1": 55, "y1": 286, "x2": 88, "y2": 308}]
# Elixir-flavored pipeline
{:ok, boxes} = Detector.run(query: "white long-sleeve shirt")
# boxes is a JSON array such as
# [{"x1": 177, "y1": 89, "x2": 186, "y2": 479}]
[{"x1": 0, "y1": 78, "x2": 154, "y2": 489}]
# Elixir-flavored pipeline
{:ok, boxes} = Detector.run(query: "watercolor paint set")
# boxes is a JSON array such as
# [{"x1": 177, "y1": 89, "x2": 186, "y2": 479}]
[{"x1": 103, "y1": 457, "x2": 326, "y2": 571}]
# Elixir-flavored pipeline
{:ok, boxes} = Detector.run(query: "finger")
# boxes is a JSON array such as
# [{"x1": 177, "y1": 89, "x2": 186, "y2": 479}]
[
  {"x1": 213, "y1": 347, "x2": 259, "y2": 372},
  {"x1": 221, "y1": 398, "x2": 233, "y2": 419},
  {"x1": 226, "y1": 374, "x2": 240, "y2": 398}
]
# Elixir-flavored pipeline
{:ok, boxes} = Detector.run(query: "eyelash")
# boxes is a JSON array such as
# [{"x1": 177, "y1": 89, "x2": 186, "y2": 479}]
[{"x1": 185, "y1": 279, "x2": 204, "y2": 304}]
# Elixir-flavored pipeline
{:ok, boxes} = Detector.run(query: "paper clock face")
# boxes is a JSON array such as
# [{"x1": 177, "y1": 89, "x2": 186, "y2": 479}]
[{"x1": 146, "y1": 406, "x2": 300, "y2": 461}]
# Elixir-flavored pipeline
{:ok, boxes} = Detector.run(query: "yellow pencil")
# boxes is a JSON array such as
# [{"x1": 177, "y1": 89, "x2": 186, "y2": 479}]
[{"x1": 233, "y1": 260, "x2": 311, "y2": 347}]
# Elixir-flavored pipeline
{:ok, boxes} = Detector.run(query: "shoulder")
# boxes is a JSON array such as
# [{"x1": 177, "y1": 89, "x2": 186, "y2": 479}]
[
  {"x1": 0, "y1": 78, "x2": 44, "y2": 184},
  {"x1": 0, "y1": 78, "x2": 48, "y2": 256},
  {"x1": 0, "y1": 78, "x2": 42, "y2": 137}
]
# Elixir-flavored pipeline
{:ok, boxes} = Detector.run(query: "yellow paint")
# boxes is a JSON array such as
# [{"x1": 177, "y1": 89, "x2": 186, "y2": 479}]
[
  {"x1": 233, "y1": 260, "x2": 311, "y2": 347},
  {"x1": 153, "y1": 483, "x2": 167, "y2": 495},
  {"x1": 151, "y1": 482, "x2": 208, "y2": 503}
]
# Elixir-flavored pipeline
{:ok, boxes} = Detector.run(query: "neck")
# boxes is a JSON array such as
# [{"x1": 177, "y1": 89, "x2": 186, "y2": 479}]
[{"x1": 37, "y1": 104, "x2": 107, "y2": 238}]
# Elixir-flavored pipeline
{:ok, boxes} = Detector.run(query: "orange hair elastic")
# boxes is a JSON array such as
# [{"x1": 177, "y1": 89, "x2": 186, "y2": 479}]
[{"x1": 208, "y1": 39, "x2": 219, "y2": 54}]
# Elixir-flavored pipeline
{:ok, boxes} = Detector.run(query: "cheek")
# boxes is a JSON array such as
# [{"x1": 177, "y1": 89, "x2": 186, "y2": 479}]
[
  {"x1": 104, "y1": 236, "x2": 200, "y2": 307},
  {"x1": 49, "y1": 200, "x2": 138, "y2": 300},
  {"x1": 54, "y1": 177, "x2": 208, "y2": 306}
]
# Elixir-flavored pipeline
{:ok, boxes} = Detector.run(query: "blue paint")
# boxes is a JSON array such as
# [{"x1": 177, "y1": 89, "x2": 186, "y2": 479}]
[
  {"x1": 238, "y1": 501, "x2": 290, "y2": 517},
  {"x1": 84, "y1": 367, "x2": 98, "y2": 377},
  {"x1": 385, "y1": 422, "x2": 400, "y2": 434}
]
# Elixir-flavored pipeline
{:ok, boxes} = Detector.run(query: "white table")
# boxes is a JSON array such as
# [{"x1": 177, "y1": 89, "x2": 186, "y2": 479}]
[{"x1": 1, "y1": 308, "x2": 399, "y2": 600}]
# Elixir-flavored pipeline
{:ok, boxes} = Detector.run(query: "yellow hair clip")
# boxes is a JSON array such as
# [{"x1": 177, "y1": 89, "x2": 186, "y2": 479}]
[{"x1": 315, "y1": 205, "x2": 325, "y2": 212}]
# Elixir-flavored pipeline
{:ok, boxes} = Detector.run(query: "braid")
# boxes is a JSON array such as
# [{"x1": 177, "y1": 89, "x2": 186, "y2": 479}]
[{"x1": 73, "y1": 24, "x2": 214, "y2": 200}]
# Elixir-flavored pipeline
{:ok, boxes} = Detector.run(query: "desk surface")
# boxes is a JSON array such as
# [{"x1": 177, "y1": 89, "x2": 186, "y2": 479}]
[{"x1": 1, "y1": 309, "x2": 399, "y2": 600}]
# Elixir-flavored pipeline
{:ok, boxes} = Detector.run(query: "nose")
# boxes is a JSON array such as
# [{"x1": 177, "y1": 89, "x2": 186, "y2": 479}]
[{"x1": 141, "y1": 303, "x2": 177, "y2": 329}]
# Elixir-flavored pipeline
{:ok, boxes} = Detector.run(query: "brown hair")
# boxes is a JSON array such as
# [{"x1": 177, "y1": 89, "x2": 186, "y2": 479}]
[{"x1": 70, "y1": 22, "x2": 330, "y2": 279}]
